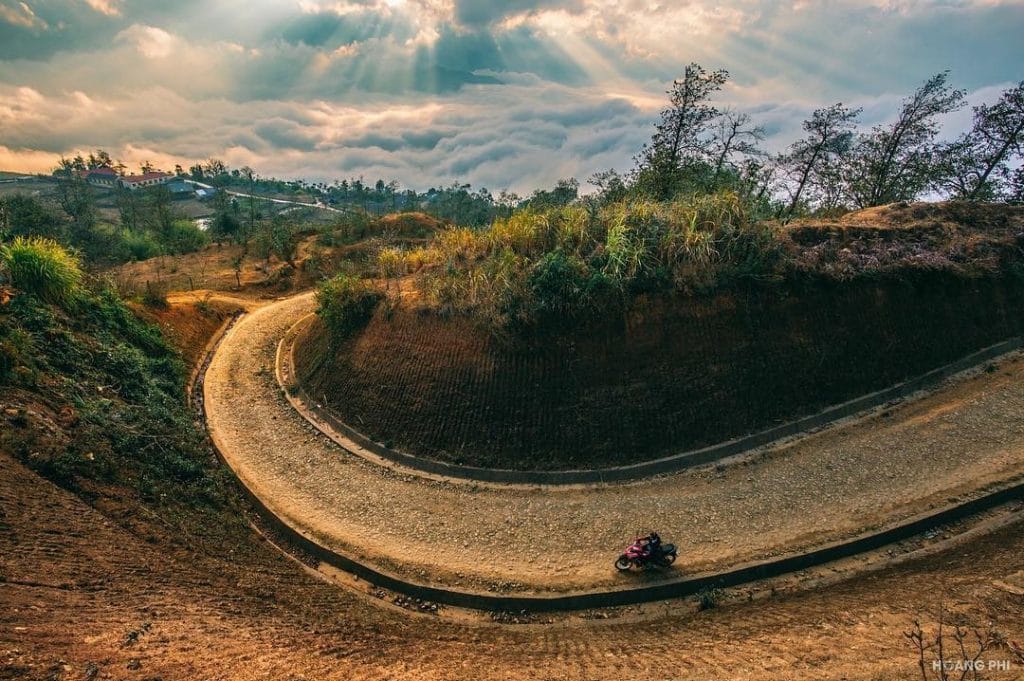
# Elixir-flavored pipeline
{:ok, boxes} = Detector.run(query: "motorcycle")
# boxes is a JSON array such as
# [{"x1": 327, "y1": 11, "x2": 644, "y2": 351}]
[{"x1": 614, "y1": 535, "x2": 677, "y2": 571}]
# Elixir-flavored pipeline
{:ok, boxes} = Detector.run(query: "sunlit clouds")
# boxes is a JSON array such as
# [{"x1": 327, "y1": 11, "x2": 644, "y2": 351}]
[{"x1": 0, "y1": 0, "x2": 1020, "y2": 191}]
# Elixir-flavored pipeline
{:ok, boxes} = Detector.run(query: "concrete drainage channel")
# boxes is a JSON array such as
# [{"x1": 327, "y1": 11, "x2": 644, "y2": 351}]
[{"x1": 200, "y1": 312, "x2": 1024, "y2": 613}]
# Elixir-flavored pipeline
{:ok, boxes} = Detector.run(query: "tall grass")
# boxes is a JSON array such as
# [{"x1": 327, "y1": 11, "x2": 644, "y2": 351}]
[
  {"x1": 397, "y1": 192, "x2": 782, "y2": 328},
  {"x1": 0, "y1": 236, "x2": 83, "y2": 307}
]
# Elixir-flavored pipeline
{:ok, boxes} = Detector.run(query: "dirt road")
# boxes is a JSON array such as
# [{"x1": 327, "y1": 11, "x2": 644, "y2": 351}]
[{"x1": 203, "y1": 292, "x2": 1024, "y2": 594}]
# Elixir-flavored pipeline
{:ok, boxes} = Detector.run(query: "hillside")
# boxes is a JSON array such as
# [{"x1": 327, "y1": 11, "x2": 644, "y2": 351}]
[{"x1": 295, "y1": 203, "x2": 1024, "y2": 470}]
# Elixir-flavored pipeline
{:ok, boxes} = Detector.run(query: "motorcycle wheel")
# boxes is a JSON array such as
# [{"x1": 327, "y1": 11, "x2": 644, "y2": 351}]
[
  {"x1": 614, "y1": 555, "x2": 632, "y2": 571},
  {"x1": 659, "y1": 552, "x2": 677, "y2": 566}
]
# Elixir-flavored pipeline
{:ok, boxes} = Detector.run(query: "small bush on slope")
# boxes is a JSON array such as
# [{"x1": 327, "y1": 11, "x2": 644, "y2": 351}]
[
  {"x1": 316, "y1": 273, "x2": 383, "y2": 343},
  {"x1": 0, "y1": 236, "x2": 83, "y2": 308}
]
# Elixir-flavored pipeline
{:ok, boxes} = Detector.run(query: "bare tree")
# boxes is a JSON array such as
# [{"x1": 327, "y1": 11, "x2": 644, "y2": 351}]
[
  {"x1": 935, "y1": 80, "x2": 1024, "y2": 201},
  {"x1": 780, "y1": 103, "x2": 860, "y2": 218},
  {"x1": 904, "y1": 604, "x2": 1003, "y2": 681},
  {"x1": 711, "y1": 110, "x2": 765, "y2": 182},
  {"x1": 844, "y1": 72, "x2": 965, "y2": 208},
  {"x1": 241, "y1": 166, "x2": 257, "y2": 245}
]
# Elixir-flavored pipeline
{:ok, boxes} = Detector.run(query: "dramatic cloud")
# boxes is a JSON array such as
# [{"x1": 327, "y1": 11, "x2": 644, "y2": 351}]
[{"x1": 0, "y1": 0, "x2": 1021, "y2": 192}]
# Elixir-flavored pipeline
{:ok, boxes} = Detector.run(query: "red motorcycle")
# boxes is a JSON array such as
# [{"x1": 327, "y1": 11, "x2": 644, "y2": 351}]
[{"x1": 615, "y1": 533, "x2": 677, "y2": 571}]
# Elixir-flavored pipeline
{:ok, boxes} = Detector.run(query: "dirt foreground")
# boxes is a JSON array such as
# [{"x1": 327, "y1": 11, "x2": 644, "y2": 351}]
[{"x1": 2, "y1": 446, "x2": 1024, "y2": 680}]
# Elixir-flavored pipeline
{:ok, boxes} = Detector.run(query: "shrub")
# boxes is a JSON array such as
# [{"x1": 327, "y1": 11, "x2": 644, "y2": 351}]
[
  {"x1": 163, "y1": 220, "x2": 209, "y2": 255},
  {"x1": 120, "y1": 228, "x2": 163, "y2": 261},
  {"x1": 315, "y1": 274, "x2": 383, "y2": 341},
  {"x1": 0, "y1": 326, "x2": 33, "y2": 384},
  {"x1": 0, "y1": 236, "x2": 83, "y2": 307},
  {"x1": 697, "y1": 586, "x2": 722, "y2": 611},
  {"x1": 528, "y1": 248, "x2": 588, "y2": 318},
  {"x1": 141, "y1": 280, "x2": 169, "y2": 309}
]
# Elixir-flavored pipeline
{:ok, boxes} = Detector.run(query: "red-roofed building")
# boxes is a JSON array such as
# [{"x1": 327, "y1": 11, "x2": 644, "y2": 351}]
[
  {"x1": 120, "y1": 171, "x2": 174, "y2": 191},
  {"x1": 75, "y1": 167, "x2": 119, "y2": 188}
]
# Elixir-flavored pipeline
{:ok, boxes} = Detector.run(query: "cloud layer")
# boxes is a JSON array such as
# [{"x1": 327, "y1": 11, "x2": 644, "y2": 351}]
[{"x1": 0, "y1": 0, "x2": 1021, "y2": 192}]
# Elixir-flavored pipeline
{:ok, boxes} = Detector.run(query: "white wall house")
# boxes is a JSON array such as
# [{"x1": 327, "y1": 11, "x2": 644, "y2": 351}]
[{"x1": 119, "y1": 171, "x2": 174, "y2": 191}]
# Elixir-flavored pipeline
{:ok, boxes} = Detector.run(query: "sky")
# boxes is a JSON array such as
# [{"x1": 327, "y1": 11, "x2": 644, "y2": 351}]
[{"x1": 0, "y1": 0, "x2": 1022, "y2": 193}]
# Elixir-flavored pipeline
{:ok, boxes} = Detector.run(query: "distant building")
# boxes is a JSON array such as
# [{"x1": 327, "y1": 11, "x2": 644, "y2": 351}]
[
  {"x1": 120, "y1": 171, "x2": 174, "y2": 191},
  {"x1": 166, "y1": 179, "x2": 194, "y2": 199},
  {"x1": 195, "y1": 187, "x2": 220, "y2": 201},
  {"x1": 75, "y1": 167, "x2": 119, "y2": 188}
]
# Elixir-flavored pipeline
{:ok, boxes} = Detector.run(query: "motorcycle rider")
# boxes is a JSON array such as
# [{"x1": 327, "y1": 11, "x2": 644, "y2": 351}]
[{"x1": 640, "y1": 531, "x2": 662, "y2": 559}]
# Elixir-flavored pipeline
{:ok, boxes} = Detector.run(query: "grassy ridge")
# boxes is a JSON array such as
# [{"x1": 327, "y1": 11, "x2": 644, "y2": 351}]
[
  {"x1": 388, "y1": 192, "x2": 779, "y2": 329},
  {"x1": 356, "y1": 199, "x2": 1024, "y2": 332}
]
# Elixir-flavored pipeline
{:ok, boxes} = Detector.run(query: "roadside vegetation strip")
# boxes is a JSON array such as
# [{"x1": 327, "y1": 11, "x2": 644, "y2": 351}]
[{"x1": 277, "y1": 310, "x2": 1023, "y2": 486}]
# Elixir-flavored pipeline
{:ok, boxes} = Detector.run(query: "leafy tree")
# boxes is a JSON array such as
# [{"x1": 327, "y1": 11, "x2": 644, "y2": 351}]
[
  {"x1": 241, "y1": 166, "x2": 258, "y2": 244},
  {"x1": 143, "y1": 185, "x2": 176, "y2": 236},
  {"x1": 636, "y1": 63, "x2": 730, "y2": 198},
  {"x1": 54, "y1": 174, "x2": 97, "y2": 229},
  {"x1": 1010, "y1": 166, "x2": 1024, "y2": 204},
  {"x1": 780, "y1": 103, "x2": 860, "y2": 218},
  {"x1": 522, "y1": 178, "x2": 579, "y2": 210},
  {"x1": 263, "y1": 217, "x2": 297, "y2": 267},
  {"x1": 843, "y1": 72, "x2": 965, "y2": 207},
  {"x1": 116, "y1": 186, "x2": 142, "y2": 231},
  {"x1": 934, "y1": 80, "x2": 1024, "y2": 201},
  {"x1": 0, "y1": 195, "x2": 67, "y2": 241},
  {"x1": 588, "y1": 169, "x2": 628, "y2": 204},
  {"x1": 87, "y1": 150, "x2": 113, "y2": 169}
]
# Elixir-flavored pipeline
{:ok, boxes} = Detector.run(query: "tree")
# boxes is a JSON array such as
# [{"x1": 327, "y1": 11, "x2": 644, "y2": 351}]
[
  {"x1": 54, "y1": 174, "x2": 97, "y2": 228},
  {"x1": 844, "y1": 72, "x2": 965, "y2": 207},
  {"x1": 87, "y1": 150, "x2": 113, "y2": 169},
  {"x1": 736, "y1": 158, "x2": 779, "y2": 215},
  {"x1": 780, "y1": 103, "x2": 860, "y2": 218},
  {"x1": 637, "y1": 63, "x2": 730, "y2": 198},
  {"x1": 1010, "y1": 166, "x2": 1024, "y2": 204},
  {"x1": 0, "y1": 195, "x2": 67, "y2": 241},
  {"x1": 934, "y1": 80, "x2": 1024, "y2": 201},
  {"x1": 241, "y1": 166, "x2": 258, "y2": 244},
  {"x1": 203, "y1": 158, "x2": 228, "y2": 183},
  {"x1": 710, "y1": 110, "x2": 765, "y2": 183},
  {"x1": 116, "y1": 186, "x2": 142, "y2": 231},
  {"x1": 523, "y1": 178, "x2": 579, "y2": 210},
  {"x1": 144, "y1": 185, "x2": 175, "y2": 235},
  {"x1": 140, "y1": 160, "x2": 155, "y2": 174},
  {"x1": 588, "y1": 169, "x2": 628, "y2": 204}
]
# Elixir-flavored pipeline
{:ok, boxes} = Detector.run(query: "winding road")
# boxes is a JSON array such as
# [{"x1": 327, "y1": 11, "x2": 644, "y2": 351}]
[{"x1": 203, "y1": 293, "x2": 1024, "y2": 598}]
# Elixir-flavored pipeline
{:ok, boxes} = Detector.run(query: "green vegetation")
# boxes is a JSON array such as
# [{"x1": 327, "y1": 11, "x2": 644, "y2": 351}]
[
  {"x1": 385, "y1": 192, "x2": 779, "y2": 329},
  {"x1": 0, "y1": 236, "x2": 83, "y2": 307},
  {"x1": 315, "y1": 273, "x2": 383, "y2": 341},
  {"x1": 304, "y1": 68, "x2": 1023, "y2": 332},
  {"x1": 0, "y1": 251, "x2": 227, "y2": 508},
  {"x1": 1, "y1": 185, "x2": 208, "y2": 268}
]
